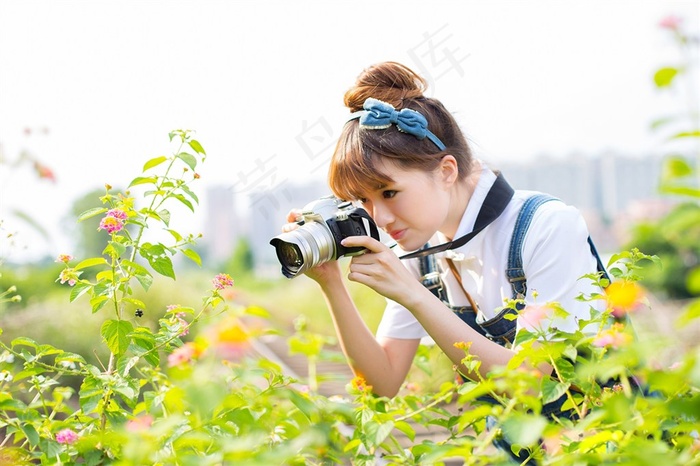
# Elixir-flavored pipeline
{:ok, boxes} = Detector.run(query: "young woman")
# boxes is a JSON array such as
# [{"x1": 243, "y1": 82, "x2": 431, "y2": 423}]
[{"x1": 283, "y1": 61, "x2": 605, "y2": 400}]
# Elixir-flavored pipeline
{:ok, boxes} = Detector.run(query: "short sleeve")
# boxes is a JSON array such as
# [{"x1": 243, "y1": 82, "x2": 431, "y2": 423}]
[{"x1": 518, "y1": 201, "x2": 602, "y2": 334}]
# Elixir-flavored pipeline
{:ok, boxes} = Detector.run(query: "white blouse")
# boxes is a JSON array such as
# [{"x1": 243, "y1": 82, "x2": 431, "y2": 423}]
[{"x1": 376, "y1": 163, "x2": 605, "y2": 340}]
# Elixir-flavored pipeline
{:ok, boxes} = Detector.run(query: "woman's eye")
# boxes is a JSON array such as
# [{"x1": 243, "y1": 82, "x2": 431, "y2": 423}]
[{"x1": 382, "y1": 190, "x2": 397, "y2": 199}]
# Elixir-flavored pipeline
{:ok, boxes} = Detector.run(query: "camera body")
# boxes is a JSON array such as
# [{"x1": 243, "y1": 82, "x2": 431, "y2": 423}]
[{"x1": 269, "y1": 195, "x2": 380, "y2": 278}]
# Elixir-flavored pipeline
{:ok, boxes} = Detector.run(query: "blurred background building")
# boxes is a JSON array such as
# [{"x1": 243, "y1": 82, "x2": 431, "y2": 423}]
[{"x1": 201, "y1": 152, "x2": 676, "y2": 277}]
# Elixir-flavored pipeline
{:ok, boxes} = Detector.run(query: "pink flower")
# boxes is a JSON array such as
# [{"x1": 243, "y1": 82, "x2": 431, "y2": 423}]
[
  {"x1": 56, "y1": 428, "x2": 79, "y2": 445},
  {"x1": 592, "y1": 324, "x2": 632, "y2": 349},
  {"x1": 519, "y1": 304, "x2": 551, "y2": 332},
  {"x1": 55, "y1": 254, "x2": 73, "y2": 264},
  {"x1": 58, "y1": 268, "x2": 78, "y2": 286},
  {"x1": 176, "y1": 312, "x2": 189, "y2": 336},
  {"x1": 167, "y1": 342, "x2": 203, "y2": 367},
  {"x1": 106, "y1": 208, "x2": 128, "y2": 220},
  {"x1": 98, "y1": 215, "x2": 124, "y2": 234},
  {"x1": 126, "y1": 414, "x2": 154, "y2": 432},
  {"x1": 212, "y1": 273, "x2": 234, "y2": 290},
  {"x1": 659, "y1": 15, "x2": 682, "y2": 31},
  {"x1": 166, "y1": 304, "x2": 180, "y2": 312}
]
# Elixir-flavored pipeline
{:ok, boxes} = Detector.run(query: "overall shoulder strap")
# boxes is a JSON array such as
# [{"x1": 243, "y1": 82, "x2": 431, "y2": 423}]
[
  {"x1": 506, "y1": 194, "x2": 611, "y2": 300},
  {"x1": 506, "y1": 194, "x2": 557, "y2": 299}
]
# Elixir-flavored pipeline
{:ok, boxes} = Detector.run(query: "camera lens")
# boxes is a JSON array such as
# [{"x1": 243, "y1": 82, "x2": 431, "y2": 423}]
[
  {"x1": 278, "y1": 242, "x2": 303, "y2": 268},
  {"x1": 269, "y1": 222, "x2": 336, "y2": 278}
]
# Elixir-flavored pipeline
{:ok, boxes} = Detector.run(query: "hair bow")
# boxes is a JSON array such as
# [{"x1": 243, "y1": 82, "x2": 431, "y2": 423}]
[{"x1": 348, "y1": 98, "x2": 446, "y2": 151}]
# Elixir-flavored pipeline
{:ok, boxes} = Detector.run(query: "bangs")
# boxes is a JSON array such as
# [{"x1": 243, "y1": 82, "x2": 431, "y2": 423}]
[{"x1": 328, "y1": 125, "x2": 394, "y2": 201}]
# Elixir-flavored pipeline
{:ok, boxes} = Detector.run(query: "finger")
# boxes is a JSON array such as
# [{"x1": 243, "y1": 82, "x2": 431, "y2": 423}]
[
  {"x1": 281, "y1": 222, "x2": 299, "y2": 233},
  {"x1": 286, "y1": 208, "x2": 304, "y2": 223},
  {"x1": 340, "y1": 235, "x2": 386, "y2": 253}
]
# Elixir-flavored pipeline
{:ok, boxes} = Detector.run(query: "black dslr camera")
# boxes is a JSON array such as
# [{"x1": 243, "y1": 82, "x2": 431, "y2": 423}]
[{"x1": 269, "y1": 196, "x2": 380, "y2": 278}]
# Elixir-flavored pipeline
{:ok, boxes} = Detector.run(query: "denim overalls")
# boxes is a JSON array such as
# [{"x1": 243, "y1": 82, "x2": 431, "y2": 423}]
[{"x1": 419, "y1": 194, "x2": 610, "y2": 463}]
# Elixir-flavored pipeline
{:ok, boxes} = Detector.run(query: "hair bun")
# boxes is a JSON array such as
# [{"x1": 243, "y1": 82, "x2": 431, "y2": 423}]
[{"x1": 344, "y1": 61, "x2": 427, "y2": 112}]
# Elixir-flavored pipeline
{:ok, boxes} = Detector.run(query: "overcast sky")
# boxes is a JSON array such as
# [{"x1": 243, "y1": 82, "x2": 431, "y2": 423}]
[{"x1": 1, "y1": 0, "x2": 698, "y2": 262}]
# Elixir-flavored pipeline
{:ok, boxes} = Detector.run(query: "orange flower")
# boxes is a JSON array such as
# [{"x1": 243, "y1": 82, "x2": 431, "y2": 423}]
[
  {"x1": 212, "y1": 317, "x2": 251, "y2": 360},
  {"x1": 350, "y1": 376, "x2": 372, "y2": 393},
  {"x1": 33, "y1": 161, "x2": 56, "y2": 183},
  {"x1": 605, "y1": 280, "x2": 645, "y2": 318}
]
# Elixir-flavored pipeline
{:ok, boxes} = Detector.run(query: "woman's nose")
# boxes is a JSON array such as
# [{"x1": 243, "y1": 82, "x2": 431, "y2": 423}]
[{"x1": 371, "y1": 204, "x2": 393, "y2": 229}]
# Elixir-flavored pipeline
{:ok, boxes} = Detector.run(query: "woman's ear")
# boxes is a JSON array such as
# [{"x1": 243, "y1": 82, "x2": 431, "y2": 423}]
[{"x1": 438, "y1": 155, "x2": 459, "y2": 186}]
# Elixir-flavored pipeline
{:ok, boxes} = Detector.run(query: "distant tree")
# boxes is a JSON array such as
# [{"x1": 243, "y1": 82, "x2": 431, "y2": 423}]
[
  {"x1": 627, "y1": 207, "x2": 700, "y2": 299},
  {"x1": 627, "y1": 16, "x2": 700, "y2": 300},
  {"x1": 222, "y1": 237, "x2": 255, "y2": 277}
]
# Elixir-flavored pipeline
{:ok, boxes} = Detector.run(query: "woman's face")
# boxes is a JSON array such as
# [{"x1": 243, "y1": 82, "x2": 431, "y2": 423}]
[{"x1": 356, "y1": 158, "x2": 454, "y2": 252}]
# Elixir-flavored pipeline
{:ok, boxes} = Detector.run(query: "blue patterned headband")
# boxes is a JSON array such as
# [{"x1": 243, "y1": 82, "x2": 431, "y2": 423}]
[{"x1": 348, "y1": 98, "x2": 446, "y2": 151}]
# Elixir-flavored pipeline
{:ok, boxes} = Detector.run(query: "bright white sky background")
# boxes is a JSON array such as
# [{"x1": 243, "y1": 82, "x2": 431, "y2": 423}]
[{"x1": 1, "y1": 0, "x2": 698, "y2": 262}]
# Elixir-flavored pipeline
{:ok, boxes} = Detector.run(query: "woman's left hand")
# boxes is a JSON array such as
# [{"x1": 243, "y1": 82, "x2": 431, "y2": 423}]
[{"x1": 341, "y1": 236, "x2": 424, "y2": 306}]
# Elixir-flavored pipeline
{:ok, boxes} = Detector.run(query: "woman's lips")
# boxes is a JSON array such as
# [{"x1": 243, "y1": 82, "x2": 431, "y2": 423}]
[{"x1": 388, "y1": 229, "x2": 406, "y2": 241}]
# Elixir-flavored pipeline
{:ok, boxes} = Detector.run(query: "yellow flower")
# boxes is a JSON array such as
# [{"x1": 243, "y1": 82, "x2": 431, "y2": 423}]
[
  {"x1": 350, "y1": 376, "x2": 372, "y2": 393},
  {"x1": 212, "y1": 317, "x2": 251, "y2": 360},
  {"x1": 605, "y1": 280, "x2": 644, "y2": 318}
]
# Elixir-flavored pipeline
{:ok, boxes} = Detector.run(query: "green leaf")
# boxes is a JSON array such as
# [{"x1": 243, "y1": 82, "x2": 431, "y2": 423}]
[
  {"x1": 181, "y1": 248, "x2": 202, "y2": 267},
  {"x1": 105, "y1": 240, "x2": 127, "y2": 258},
  {"x1": 172, "y1": 193, "x2": 194, "y2": 212},
  {"x1": 135, "y1": 273, "x2": 154, "y2": 291},
  {"x1": 677, "y1": 299, "x2": 700, "y2": 327},
  {"x1": 90, "y1": 295, "x2": 109, "y2": 313},
  {"x1": 188, "y1": 139, "x2": 206, "y2": 155},
  {"x1": 55, "y1": 351, "x2": 87, "y2": 365},
  {"x1": 158, "y1": 209, "x2": 171, "y2": 226},
  {"x1": 659, "y1": 184, "x2": 700, "y2": 197},
  {"x1": 394, "y1": 420, "x2": 416, "y2": 442},
  {"x1": 364, "y1": 420, "x2": 394, "y2": 447},
  {"x1": 662, "y1": 155, "x2": 694, "y2": 182},
  {"x1": 128, "y1": 176, "x2": 158, "y2": 188},
  {"x1": 541, "y1": 378, "x2": 571, "y2": 404},
  {"x1": 69, "y1": 281, "x2": 92, "y2": 302},
  {"x1": 150, "y1": 256, "x2": 175, "y2": 279},
  {"x1": 653, "y1": 67, "x2": 678, "y2": 87},
  {"x1": 143, "y1": 155, "x2": 168, "y2": 172},
  {"x1": 687, "y1": 267, "x2": 700, "y2": 295},
  {"x1": 11, "y1": 337, "x2": 38, "y2": 349},
  {"x1": 123, "y1": 297, "x2": 146, "y2": 308},
  {"x1": 343, "y1": 438, "x2": 362, "y2": 453},
  {"x1": 19, "y1": 423, "x2": 40, "y2": 447},
  {"x1": 78, "y1": 207, "x2": 108, "y2": 222},
  {"x1": 245, "y1": 305, "x2": 270, "y2": 318},
  {"x1": 101, "y1": 319, "x2": 134, "y2": 356},
  {"x1": 95, "y1": 270, "x2": 114, "y2": 282},
  {"x1": 129, "y1": 327, "x2": 159, "y2": 367},
  {"x1": 180, "y1": 184, "x2": 199, "y2": 204},
  {"x1": 501, "y1": 413, "x2": 547, "y2": 446},
  {"x1": 287, "y1": 389, "x2": 317, "y2": 421},
  {"x1": 79, "y1": 374, "x2": 104, "y2": 413},
  {"x1": 74, "y1": 257, "x2": 108, "y2": 271},
  {"x1": 669, "y1": 130, "x2": 700, "y2": 139},
  {"x1": 176, "y1": 152, "x2": 197, "y2": 170},
  {"x1": 120, "y1": 259, "x2": 151, "y2": 277}
]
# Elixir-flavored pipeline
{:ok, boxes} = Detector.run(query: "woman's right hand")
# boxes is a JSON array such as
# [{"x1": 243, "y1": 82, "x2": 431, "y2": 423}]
[{"x1": 281, "y1": 209, "x2": 343, "y2": 284}]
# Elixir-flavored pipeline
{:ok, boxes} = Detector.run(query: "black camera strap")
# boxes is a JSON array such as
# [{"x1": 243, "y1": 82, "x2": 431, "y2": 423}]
[{"x1": 399, "y1": 172, "x2": 514, "y2": 260}]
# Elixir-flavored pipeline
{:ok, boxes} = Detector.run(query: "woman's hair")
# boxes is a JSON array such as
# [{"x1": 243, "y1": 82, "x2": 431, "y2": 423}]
[{"x1": 328, "y1": 61, "x2": 473, "y2": 201}]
